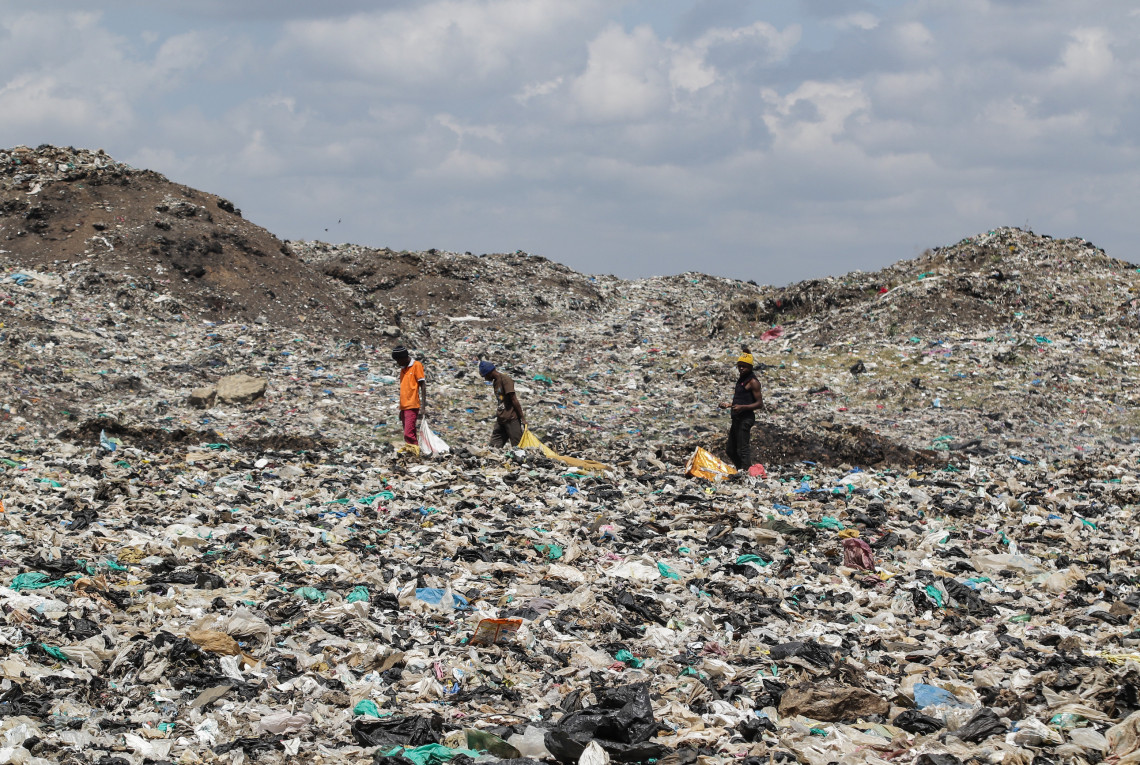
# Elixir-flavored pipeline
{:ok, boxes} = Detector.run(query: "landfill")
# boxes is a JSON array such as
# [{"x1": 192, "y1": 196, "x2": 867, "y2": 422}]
[{"x1": 0, "y1": 143, "x2": 1139, "y2": 765}]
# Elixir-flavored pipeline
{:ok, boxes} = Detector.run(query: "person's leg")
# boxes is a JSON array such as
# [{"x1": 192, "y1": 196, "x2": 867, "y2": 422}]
[
  {"x1": 402, "y1": 409, "x2": 418, "y2": 444},
  {"x1": 726, "y1": 418, "x2": 741, "y2": 468},
  {"x1": 490, "y1": 422, "x2": 507, "y2": 448},
  {"x1": 506, "y1": 419, "x2": 523, "y2": 447},
  {"x1": 736, "y1": 412, "x2": 755, "y2": 468}
]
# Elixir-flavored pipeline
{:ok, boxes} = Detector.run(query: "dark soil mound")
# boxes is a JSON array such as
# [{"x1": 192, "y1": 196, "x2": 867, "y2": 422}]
[
  {"x1": 58, "y1": 418, "x2": 334, "y2": 454},
  {"x1": 745, "y1": 421, "x2": 941, "y2": 468},
  {"x1": 1, "y1": 145, "x2": 377, "y2": 336}
]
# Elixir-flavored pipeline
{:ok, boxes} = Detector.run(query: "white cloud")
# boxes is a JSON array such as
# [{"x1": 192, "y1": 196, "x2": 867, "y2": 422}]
[
  {"x1": 830, "y1": 12, "x2": 879, "y2": 32},
  {"x1": 693, "y1": 20, "x2": 800, "y2": 64},
  {"x1": 764, "y1": 80, "x2": 870, "y2": 154},
  {"x1": 153, "y1": 32, "x2": 211, "y2": 79},
  {"x1": 892, "y1": 21, "x2": 935, "y2": 59},
  {"x1": 569, "y1": 24, "x2": 670, "y2": 123},
  {"x1": 436, "y1": 114, "x2": 503, "y2": 144},
  {"x1": 1052, "y1": 27, "x2": 1114, "y2": 83},
  {"x1": 279, "y1": 0, "x2": 608, "y2": 92},
  {"x1": 516, "y1": 77, "x2": 563, "y2": 104},
  {"x1": 0, "y1": 73, "x2": 133, "y2": 134},
  {"x1": 420, "y1": 149, "x2": 508, "y2": 182}
]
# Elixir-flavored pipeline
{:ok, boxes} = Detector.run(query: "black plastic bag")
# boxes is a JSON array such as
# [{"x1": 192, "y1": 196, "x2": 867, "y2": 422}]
[
  {"x1": 196, "y1": 571, "x2": 226, "y2": 589},
  {"x1": 352, "y1": 715, "x2": 443, "y2": 748},
  {"x1": 68, "y1": 507, "x2": 99, "y2": 531},
  {"x1": 767, "y1": 641, "x2": 833, "y2": 667},
  {"x1": 736, "y1": 715, "x2": 775, "y2": 742},
  {"x1": 0, "y1": 685, "x2": 53, "y2": 718},
  {"x1": 214, "y1": 735, "x2": 284, "y2": 755},
  {"x1": 892, "y1": 709, "x2": 944, "y2": 734},
  {"x1": 953, "y1": 708, "x2": 1005, "y2": 743},
  {"x1": 373, "y1": 757, "x2": 417, "y2": 765},
  {"x1": 27, "y1": 553, "x2": 79, "y2": 576},
  {"x1": 544, "y1": 683, "x2": 668, "y2": 763},
  {"x1": 146, "y1": 568, "x2": 198, "y2": 585},
  {"x1": 612, "y1": 590, "x2": 666, "y2": 626},
  {"x1": 915, "y1": 756, "x2": 961, "y2": 765}
]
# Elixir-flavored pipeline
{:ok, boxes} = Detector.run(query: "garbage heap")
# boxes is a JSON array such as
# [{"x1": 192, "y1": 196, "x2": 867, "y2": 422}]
[{"x1": 1, "y1": 145, "x2": 1139, "y2": 765}]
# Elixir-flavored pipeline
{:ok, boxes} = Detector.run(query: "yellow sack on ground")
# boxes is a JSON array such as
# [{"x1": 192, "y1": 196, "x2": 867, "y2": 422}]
[
  {"x1": 518, "y1": 428, "x2": 610, "y2": 473},
  {"x1": 518, "y1": 427, "x2": 552, "y2": 455},
  {"x1": 685, "y1": 447, "x2": 737, "y2": 481}
]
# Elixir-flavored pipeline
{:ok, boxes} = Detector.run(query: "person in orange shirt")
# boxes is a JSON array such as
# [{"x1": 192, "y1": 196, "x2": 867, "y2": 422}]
[{"x1": 392, "y1": 346, "x2": 427, "y2": 445}]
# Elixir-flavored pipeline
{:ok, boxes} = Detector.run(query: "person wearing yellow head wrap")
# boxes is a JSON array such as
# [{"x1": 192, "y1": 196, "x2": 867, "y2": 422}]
[{"x1": 718, "y1": 347, "x2": 763, "y2": 469}]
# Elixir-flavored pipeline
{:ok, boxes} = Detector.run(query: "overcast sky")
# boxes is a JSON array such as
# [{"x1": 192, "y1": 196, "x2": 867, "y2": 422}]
[{"x1": 3, "y1": 1, "x2": 1139, "y2": 284}]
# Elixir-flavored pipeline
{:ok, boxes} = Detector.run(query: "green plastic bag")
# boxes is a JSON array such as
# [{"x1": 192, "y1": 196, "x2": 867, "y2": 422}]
[
  {"x1": 353, "y1": 699, "x2": 380, "y2": 717},
  {"x1": 295, "y1": 586, "x2": 326, "y2": 602}
]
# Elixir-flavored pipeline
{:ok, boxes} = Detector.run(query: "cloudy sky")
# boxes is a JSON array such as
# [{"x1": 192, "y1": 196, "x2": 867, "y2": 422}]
[{"x1": 3, "y1": 1, "x2": 1139, "y2": 284}]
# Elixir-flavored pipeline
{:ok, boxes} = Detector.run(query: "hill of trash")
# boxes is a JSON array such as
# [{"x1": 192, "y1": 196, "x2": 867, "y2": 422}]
[{"x1": 1, "y1": 144, "x2": 1139, "y2": 765}]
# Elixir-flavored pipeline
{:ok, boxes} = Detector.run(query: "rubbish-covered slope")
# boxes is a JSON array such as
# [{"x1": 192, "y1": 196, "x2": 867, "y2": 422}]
[{"x1": 1, "y1": 147, "x2": 1140, "y2": 765}]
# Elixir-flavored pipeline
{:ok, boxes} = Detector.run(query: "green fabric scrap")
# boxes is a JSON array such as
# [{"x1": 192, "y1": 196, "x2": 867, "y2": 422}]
[
  {"x1": 11, "y1": 572, "x2": 77, "y2": 591},
  {"x1": 353, "y1": 699, "x2": 380, "y2": 717},
  {"x1": 735, "y1": 554, "x2": 771, "y2": 566},
  {"x1": 657, "y1": 562, "x2": 681, "y2": 580},
  {"x1": 346, "y1": 586, "x2": 370, "y2": 603},
  {"x1": 295, "y1": 586, "x2": 326, "y2": 602},
  {"x1": 924, "y1": 584, "x2": 945, "y2": 608},
  {"x1": 384, "y1": 744, "x2": 481, "y2": 765},
  {"x1": 534, "y1": 543, "x2": 563, "y2": 560},
  {"x1": 614, "y1": 649, "x2": 644, "y2": 668},
  {"x1": 40, "y1": 644, "x2": 70, "y2": 662}
]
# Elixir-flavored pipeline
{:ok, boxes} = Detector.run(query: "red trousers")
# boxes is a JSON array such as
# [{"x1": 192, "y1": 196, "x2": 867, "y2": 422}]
[{"x1": 401, "y1": 409, "x2": 419, "y2": 444}]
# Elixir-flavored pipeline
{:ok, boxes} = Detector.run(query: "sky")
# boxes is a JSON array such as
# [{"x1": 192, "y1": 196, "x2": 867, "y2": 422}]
[{"x1": 3, "y1": 1, "x2": 1139, "y2": 285}]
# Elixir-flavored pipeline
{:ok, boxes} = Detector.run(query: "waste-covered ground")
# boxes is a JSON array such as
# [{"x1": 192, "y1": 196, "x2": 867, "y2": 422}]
[{"x1": 1, "y1": 145, "x2": 1140, "y2": 765}]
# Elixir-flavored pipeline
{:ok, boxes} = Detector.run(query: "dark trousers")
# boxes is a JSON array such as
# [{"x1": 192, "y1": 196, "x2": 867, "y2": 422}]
[
  {"x1": 726, "y1": 412, "x2": 755, "y2": 469},
  {"x1": 491, "y1": 418, "x2": 523, "y2": 448}
]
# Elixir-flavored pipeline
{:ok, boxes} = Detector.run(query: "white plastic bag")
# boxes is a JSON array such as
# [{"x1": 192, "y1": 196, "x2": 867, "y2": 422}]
[{"x1": 416, "y1": 418, "x2": 450, "y2": 457}]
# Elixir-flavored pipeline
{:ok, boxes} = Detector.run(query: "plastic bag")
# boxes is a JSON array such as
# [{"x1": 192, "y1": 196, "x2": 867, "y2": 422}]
[
  {"x1": 952, "y1": 708, "x2": 1006, "y2": 743},
  {"x1": 469, "y1": 618, "x2": 523, "y2": 646},
  {"x1": 416, "y1": 418, "x2": 450, "y2": 457},
  {"x1": 351, "y1": 715, "x2": 443, "y2": 748},
  {"x1": 685, "y1": 447, "x2": 737, "y2": 481},
  {"x1": 842, "y1": 537, "x2": 876, "y2": 570},
  {"x1": 519, "y1": 427, "x2": 610, "y2": 472},
  {"x1": 893, "y1": 709, "x2": 944, "y2": 734},
  {"x1": 543, "y1": 683, "x2": 666, "y2": 764}
]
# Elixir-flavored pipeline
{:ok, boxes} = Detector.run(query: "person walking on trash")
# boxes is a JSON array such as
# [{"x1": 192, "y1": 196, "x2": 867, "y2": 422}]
[
  {"x1": 479, "y1": 360, "x2": 526, "y2": 447},
  {"x1": 393, "y1": 346, "x2": 427, "y2": 445},
  {"x1": 718, "y1": 348, "x2": 763, "y2": 470}
]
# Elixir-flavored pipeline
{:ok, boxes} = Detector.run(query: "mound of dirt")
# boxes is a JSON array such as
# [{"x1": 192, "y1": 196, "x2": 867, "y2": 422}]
[
  {"x1": 58, "y1": 418, "x2": 334, "y2": 454},
  {"x1": 1, "y1": 144, "x2": 380, "y2": 335},
  {"x1": 292, "y1": 241, "x2": 606, "y2": 325},
  {"x1": 744, "y1": 421, "x2": 941, "y2": 469}
]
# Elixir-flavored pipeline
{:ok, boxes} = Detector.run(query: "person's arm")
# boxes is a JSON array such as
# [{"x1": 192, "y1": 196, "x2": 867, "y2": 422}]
[
  {"x1": 418, "y1": 379, "x2": 427, "y2": 411},
  {"x1": 749, "y1": 377, "x2": 763, "y2": 411},
  {"x1": 509, "y1": 392, "x2": 525, "y2": 425}
]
